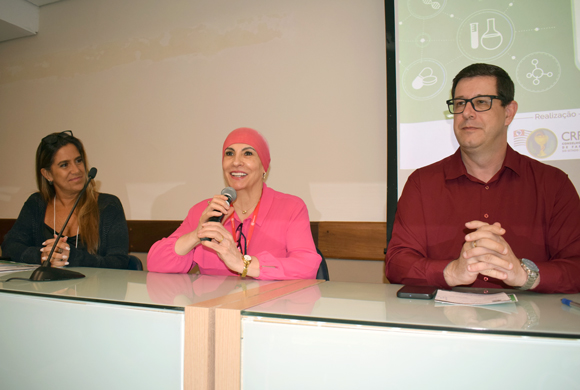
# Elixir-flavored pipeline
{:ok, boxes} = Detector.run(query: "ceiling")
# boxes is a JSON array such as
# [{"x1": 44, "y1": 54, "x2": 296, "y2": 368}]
[{"x1": 0, "y1": 0, "x2": 63, "y2": 43}]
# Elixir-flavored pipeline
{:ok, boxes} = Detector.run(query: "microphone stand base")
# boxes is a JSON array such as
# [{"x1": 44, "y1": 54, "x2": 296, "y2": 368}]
[{"x1": 29, "y1": 266, "x2": 85, "y2": 281}]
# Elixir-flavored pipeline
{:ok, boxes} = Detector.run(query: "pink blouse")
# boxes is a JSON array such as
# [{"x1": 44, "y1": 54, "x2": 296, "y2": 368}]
[{"x1": 147, "y1": 184, "x2": 320, "y2": 280}]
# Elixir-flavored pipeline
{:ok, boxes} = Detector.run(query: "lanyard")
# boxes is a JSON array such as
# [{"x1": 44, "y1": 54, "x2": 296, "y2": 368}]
[{"x1": 230, "y1": 200, "x2": 261, "y2": 252}]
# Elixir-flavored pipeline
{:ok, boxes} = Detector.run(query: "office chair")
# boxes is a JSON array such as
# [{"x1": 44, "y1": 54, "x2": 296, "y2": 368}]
[{"x1": 316, "y1": 248, "x2": 330, "y2": 281}]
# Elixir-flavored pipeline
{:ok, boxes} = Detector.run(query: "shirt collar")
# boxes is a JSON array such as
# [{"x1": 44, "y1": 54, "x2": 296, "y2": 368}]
[
  {"x1": 443, "y1": 145, "x2": 521, "y2": 182},
  {"x1": 443, "y1": 148, "x2": 467, "y2": 181},
  {"x1": 502, "y1": 145, "x2": 522, "y2": 177},
  {"x1": 255, "y1": 182, "x2": 271, "y2": 227}
]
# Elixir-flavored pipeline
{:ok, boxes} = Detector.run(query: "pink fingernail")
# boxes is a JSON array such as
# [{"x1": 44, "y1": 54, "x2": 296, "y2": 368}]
[{"x1": 65, "y1": 262, "x2": 69, "y2": 266}]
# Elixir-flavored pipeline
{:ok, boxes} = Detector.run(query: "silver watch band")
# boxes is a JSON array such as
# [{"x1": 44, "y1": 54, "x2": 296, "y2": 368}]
[{"x1": 515, "y1": 258, "x2": 539, "y2": 290}]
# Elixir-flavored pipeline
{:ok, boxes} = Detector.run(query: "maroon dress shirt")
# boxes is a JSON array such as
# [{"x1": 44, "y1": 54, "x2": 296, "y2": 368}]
[{"x1": 386, "y1": 146, "x2": 580, "y2": 293}]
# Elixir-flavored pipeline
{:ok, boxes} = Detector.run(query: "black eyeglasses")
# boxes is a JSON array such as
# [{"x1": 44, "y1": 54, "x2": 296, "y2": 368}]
[
  {"x1": 235, "y1": 223, "x2": 247, "y2": 255},
  {"x1": 446, "y1": 95, "x2": 502, "y2": 114},
  {"x1": 42, "y1": 130, "x2": 74, "y2": 145}
]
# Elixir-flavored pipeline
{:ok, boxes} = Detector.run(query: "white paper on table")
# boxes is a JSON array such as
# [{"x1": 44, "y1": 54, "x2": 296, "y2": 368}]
[
  {"x1": 435, "y1": 290, "x2": 518, "y2": 305},
  {"x1": 0, "y1": 261, "x2": 39, "y2": 274}
]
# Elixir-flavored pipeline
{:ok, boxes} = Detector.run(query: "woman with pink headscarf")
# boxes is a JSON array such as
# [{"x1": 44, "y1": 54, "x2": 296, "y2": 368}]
[{"x1": 147, "y1": 128, "x2": 320, "y2": 280}]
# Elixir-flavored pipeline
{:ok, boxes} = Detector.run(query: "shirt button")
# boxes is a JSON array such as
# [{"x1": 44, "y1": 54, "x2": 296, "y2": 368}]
[
  {"x1": 484, "y1": 213, "x2": 489, "y2": 219},
  {"x1": 483, "y1": 277, "x2": 489, "y2": 281},
  {"x1": 485, "y1": 186, "x2": 489, "y2": 190}
]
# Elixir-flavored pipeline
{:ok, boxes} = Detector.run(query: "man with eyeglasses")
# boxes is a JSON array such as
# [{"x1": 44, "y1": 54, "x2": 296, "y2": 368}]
[{"x1": 386, "y1": 63, "x2": 580, "y2": 293}]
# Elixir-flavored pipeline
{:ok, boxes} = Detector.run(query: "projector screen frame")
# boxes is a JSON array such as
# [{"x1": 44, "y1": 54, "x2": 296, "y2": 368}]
[{"x1": 385, "y1": 0, "x2": 398, "y2": 245}]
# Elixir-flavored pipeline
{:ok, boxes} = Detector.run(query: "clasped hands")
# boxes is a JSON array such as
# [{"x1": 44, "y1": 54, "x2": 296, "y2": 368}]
[
  {"x1": 40, "y1": 235, "x2": 70, "y2": 267},
  {"x1": 443, "y1": 220, "x2": 529, "y2": 288}
]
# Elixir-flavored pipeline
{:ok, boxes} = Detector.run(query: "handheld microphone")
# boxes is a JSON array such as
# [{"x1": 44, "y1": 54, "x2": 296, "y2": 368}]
[
  {"x1": 200, "y1": 187, "x2": 237, "y2": 242},
  {"x1": 29, "y1": 167, "x2": 98, "y2": 281}
]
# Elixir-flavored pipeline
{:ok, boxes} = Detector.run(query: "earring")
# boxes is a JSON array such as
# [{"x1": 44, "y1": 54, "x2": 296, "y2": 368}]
[
  {"x1": 48, "y1": 180, "x2": 53, "y2": 186},
  {"x1": 262, "y1": 172, "x2": 266, "y2": 180}
]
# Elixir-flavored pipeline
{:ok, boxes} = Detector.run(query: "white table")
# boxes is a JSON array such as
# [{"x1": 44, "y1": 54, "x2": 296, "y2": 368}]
[
  {"x1": 0, "y1": 268, "x2": 288, "y2": 390},
  {"x1": 240, "y1": 283, "x2": 580, "y2": 390}
]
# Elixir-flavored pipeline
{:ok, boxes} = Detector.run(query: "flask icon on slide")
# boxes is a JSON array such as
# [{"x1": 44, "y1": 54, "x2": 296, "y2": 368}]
[
  {"x1": 458, "y1": 11, "x2": 514, "y2": 61},
  {"x1": 481, "y1": 18, "x2": 503, "y2": 50}
]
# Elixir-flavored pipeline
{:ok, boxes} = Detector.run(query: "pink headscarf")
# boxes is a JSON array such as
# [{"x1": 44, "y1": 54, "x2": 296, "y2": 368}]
[{"x1": 222, "y1": 127, "x2": 270, "y2": 172}]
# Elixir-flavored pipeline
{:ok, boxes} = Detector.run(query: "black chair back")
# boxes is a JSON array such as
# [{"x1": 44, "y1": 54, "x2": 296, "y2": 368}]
[
  {"x1": 128, "y1": 255, "x2": 143, "y2": 271},
  {"x1": 316, "y1": 248, "x2": 330, "y2": 281}
]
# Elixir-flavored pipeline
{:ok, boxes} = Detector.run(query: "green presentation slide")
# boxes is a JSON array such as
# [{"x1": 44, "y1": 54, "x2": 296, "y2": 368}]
[{"x1": 397, "y1": 0, "x2": 580, "y2": 168}]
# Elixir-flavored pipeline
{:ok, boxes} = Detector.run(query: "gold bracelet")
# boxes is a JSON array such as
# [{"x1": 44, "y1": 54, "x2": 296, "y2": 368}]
[{"x1": 241, "y1": 254, "x2": 252, "y2": 278}]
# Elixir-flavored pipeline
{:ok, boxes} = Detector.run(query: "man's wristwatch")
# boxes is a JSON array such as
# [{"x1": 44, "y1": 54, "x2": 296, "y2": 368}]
[
  {"x1": 515, "y1": 258, "x2": 539, "y2": 290},
  {"x1": 241, "y1": 254, "x2": 252, "y2": 278}
]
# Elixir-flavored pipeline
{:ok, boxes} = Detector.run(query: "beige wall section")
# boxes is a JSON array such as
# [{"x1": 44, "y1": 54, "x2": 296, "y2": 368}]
[
  {"x1": 326, "y1": 258, "x2": 387, "y2": 283},
  {"x1": 0, "y1": 0, "x2": 387, "y2": 223}
]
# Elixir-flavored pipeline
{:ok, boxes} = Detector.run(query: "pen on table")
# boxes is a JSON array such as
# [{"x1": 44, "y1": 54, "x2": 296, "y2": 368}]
[{"x1": 561, "y1": 298, "x2": 580, "y2": 310}]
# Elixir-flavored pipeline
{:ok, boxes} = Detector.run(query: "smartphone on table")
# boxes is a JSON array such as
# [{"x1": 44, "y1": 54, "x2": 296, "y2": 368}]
[{"x1": 396, "y1": 285, "x2": 438, "y2": 300}]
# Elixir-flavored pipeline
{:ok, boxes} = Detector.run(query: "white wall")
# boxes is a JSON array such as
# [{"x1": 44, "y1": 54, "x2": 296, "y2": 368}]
[{"x1": 0, "y1": 0, "x2": 387, "y2": 222}]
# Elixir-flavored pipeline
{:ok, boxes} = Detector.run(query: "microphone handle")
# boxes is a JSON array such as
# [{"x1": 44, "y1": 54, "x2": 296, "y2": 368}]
[
  {"x1": 200, "y1": 193, "x2": 234, "y2": 242},
  {"x1": 200, "y1": 213, "x2": 224, "y2": 241},
  {"x1": 42, "y1": 175, "x2": 95, "y2": 268}
]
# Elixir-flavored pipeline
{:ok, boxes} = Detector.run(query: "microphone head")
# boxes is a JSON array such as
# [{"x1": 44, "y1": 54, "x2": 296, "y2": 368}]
[
  {"x1": 221, "y1": 187, "x2": 237, "y2": 204},
  {"x1": 88, "y1": 167, "x2": 98, "y2": 179}
]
